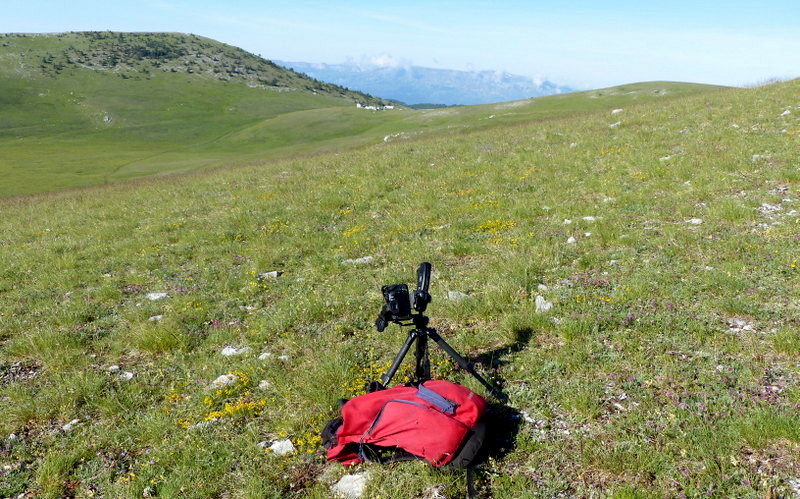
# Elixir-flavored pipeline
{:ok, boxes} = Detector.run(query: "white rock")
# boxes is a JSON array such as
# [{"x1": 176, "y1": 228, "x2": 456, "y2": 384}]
[
  {"x1": 257, "y1": 271, "x2": 283, "y2": 280},
  {"x1": 584, "y1": 232, "x2": 592, "y2": 237},
  {"x1": 278, "y1": 355, "x2": 291, "y2": 361},
  {"x1": 659, "y1": 155, "x2": 672, "y2": 161},
  {"x1": 62, "y1": 419, "x2": 81, "y2": 432},
  {"x1": 535, "y1": 295, "x2": 553, "y2": 313},
  {"x1": 108, "y1": 365, "x2": 121, "y2": 372},
  {"x1": 787, "y1": 477, "x2": 800, "y2": 497},
  {"x1": 332, "y1": 472, "x2": 370, "y2": 499},
  {"x1": 704, "y1": 266, "x2": 714, "y2": 271},
  {"x1": 780, "y1": 109, "x2": 791, "y2": 116},
  {"x1": 562, "y1": 219, "x2": 572, "y2": 225},
  {"x1": 119, "y1": 371, "x2": 135, "y2": 381},
  {"x1": 447, "y1": 291, "x2": 470, "y2": 301},
  {"x1": 343, "y1": 256, "x2": 373, "y2": 264},
  {"x1": 752, "y1": 154, "x2": 771, "y2": 161},
  {"x1": 686, "y1": 218, "x2": 704, "y2": 225},
  {"x1": 8, "y1": 433, "x2": 18, "y2": 441},
  {"x1": 146, "y1": 292, "x2": 168, "y2": 301},
  {"x1": 537, "y1": 284, "x2": 549, "y2": 291},
  {"x1": 221, "y1": 346, "x2": 250, "y2": 356},
  {"x1": 258, "y1": 352, "x2": 273, "y2": 360},
  {"x1": 148, "y1": 315, "x2": 163, "y2": 322},
  {"x1": 611, "y1": 108, "x2": 624, "y2": 114},
  {"x1": 189, "y1": 420, "x2": 216, "y2": 430},
  {"x1": 211, "y1": 374, "x2": 239, "y2": 387},
  {"x1": 541, "y1": 205, "x2": 552, "y2": 210},
  {"x1": 609, "y1": 260, "x2": 618, "y2": 265},
  {"x1": 581, "y1": 216, "x2": 596, "y2": 222},
  {"x1": 609, "y1": 121, "x2": 622, "y2": 128},
  {"x1": 258, "y1": 380, "x2": 271, "y2": 390},
  {"x1": 566, "y1": 236, "x2": 577, "y2": 244},
  {"x1": 268, "y1": 439, "x2": 295, "y2": 455}
]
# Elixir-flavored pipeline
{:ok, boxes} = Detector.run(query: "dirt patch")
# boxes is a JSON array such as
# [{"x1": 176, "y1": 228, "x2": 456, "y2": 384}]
[{"x1": 0, "y1": 361, "x2": 42, "y2": 385}]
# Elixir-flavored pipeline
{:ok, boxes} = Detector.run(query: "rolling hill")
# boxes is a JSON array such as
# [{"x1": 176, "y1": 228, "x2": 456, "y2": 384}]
[
  {"x1": 0, "y1": 33, "x2": 726, "y2": 197},
  {"x1": 0, "y1": 32, "x2": 391, "y2": 196}
]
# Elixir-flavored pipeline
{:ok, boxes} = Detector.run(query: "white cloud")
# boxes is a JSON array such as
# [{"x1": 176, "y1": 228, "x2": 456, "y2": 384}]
[{"x1": 359, "y1": 54, "x2": 412, "y2": 69}]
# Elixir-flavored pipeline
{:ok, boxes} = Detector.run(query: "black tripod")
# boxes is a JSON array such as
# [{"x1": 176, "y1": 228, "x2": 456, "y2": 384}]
[
  {"x1": 372, "y1": 313, "x2": 508, "y2": 402},
  {"x1": 370, "y1": 263, "x2": 508, "y2": 402}
]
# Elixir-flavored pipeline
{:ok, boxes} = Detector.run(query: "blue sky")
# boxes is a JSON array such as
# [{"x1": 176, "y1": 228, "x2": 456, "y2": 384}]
[{"x1": 2, "y1": 0, "x2": 799, "y2": 88}]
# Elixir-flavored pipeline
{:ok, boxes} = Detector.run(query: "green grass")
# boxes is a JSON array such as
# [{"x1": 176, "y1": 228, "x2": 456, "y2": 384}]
[
  {"x1": 0, "y1": 33, "x2": 726, "y2": 197},
  {"x1": 2, "y1": 47, "x2": 800, "y2": 496}
]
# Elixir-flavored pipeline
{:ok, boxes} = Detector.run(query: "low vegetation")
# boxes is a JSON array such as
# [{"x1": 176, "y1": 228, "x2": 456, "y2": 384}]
[
  {"x1": 1, "y1": 33, "x2": 799, "y2": 497},
  {"x1": 0, "y1": 32, "x2": 724, "y2": 197}
]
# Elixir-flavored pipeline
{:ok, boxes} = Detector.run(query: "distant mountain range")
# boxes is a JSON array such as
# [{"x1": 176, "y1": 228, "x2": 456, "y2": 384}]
[{"x1": 276, "y1": 61, "x2": 574, "y2": 106}]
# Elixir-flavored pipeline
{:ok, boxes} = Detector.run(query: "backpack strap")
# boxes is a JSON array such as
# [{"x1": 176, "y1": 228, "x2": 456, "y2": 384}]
[{"x1": 416, "y1": 383, "x2": 459, "y2": 414}]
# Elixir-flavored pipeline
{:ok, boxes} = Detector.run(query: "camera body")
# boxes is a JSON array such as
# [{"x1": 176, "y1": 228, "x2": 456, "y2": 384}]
[{"x1": 375, "y1": 262, "x2": 432, "y2": 332}]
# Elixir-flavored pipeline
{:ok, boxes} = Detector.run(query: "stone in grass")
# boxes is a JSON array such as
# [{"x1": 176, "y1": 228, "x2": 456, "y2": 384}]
[
  {"x1": 221, "y1": 346, "x2": 251, "y2": 356},
  {"x1": 257, "y1": 271, "x2": 283, "y2": 280},
  {"x1": 447, "y1": 291, "x2": 470, "y2": 301},
  {"x1": 331, "y1": 472, "x2": 370, "y2": 499},
  {"x1": 686, "y1": 218, "x2": 704, "y2": 225},
  {"x1": 343, "y1": 256, "x2": 373, "y2": 265},
  {"x1": 146, "y1": 292, "x2": 168, "y2": 301},
  {"x1": 62, "y1": 419, "x2": 82, "y2": 432},
  {"x1": 258, "y1": 352, "x2": 273, "y2": 360},
  {"x1": 535, "y1": 296, "x2": 553, "y2": 313},
  {"x1": 210, "y1": 373, "x2": 239, "y2": 388},
  {"x1": 788, "y1": 477, "x2": 800, "y2": 496},
  {"x1": 567, "y1": 236, "x2": 577, "y2": 244},
  {"x1": 261, "y1": 439, "x2": 295, "y2": 456},
  {"x1": 119, "y1": 371, "x2": 135, "y2": 381},
  {"x1": 258, "y1": 379, "x2": 271, "y2": 390}
]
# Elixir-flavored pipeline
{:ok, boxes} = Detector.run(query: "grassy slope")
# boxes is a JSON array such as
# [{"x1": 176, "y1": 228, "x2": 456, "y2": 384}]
[
  {"x1": 1, "y1": 32, "x2": 725, "y2": 197},
  {"x1": 1, "y1": 77, "x2": 798, "y2": 497},
  {"x1": 0, "y1": 32, "x2": 383, "y2": 196}
]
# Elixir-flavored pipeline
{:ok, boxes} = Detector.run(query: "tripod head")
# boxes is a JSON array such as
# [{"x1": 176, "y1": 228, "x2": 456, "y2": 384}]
[{"x1": 375, "y1": 262, "x2": 432, "y2": 332}]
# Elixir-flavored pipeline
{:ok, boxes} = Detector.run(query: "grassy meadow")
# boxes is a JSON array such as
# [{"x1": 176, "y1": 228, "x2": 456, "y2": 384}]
[
  {"x1": 1, "y1": 33, "x2": 726, "y2": 198},
  {"x1": 1, "y1": 72, "x2": 800, "y2": 497}
]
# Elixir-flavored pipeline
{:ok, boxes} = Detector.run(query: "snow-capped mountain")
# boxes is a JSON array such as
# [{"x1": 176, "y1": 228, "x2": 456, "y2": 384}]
[{"x1": 277, "y1": 60, "x2": 574, "y2": 106}]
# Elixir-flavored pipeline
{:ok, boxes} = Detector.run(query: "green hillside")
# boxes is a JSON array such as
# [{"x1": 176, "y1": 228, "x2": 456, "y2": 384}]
[
  {"x1": 0, "y1": 32, "x2": 726, "y2": 197},
  {"x1": 0, "y1": 32, "x2": 391, "y2": 196},
  {"x1": 1, "y1": 70, "x2": 799, "y2": 497}
]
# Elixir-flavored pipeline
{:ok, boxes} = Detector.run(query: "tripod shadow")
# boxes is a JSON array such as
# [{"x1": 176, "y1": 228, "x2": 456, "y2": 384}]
[
  {"x1": 473, "y1": 326, "x2": 534, "y2": 371},
  {"x1": 469, "y1": 327, "x2": 534, "y2": 464}
]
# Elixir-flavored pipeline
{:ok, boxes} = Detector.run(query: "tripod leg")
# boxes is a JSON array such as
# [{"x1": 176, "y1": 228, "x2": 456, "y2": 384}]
[
  {"x1": 378, "y1": 330, "x2": 418, "y2": 388},
  {"x1": 415, "y1": 332, "x2": 431, "y2": 381},
  {"x1": 428, "y1": 329, "x2": 509, "y2": 402}
]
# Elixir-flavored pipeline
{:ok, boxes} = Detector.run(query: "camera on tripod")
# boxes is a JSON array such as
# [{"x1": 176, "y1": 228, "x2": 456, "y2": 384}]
[
  {"x1": 369, "y1": 262, "x2": 507, "y2": 401},
  {"x1": 375, "y1": 262, "x2": 432, "y2": 332}
]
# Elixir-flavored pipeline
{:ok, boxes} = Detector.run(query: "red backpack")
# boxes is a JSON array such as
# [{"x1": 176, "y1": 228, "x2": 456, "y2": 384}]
[{"x1": 324, "y1": 380, "x2": 488, "y2": 468}]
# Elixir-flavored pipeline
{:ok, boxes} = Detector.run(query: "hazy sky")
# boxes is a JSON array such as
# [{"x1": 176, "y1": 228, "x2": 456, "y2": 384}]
[{"x1": 3, "y1": 0, "x2": 799, "y2": 89}]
